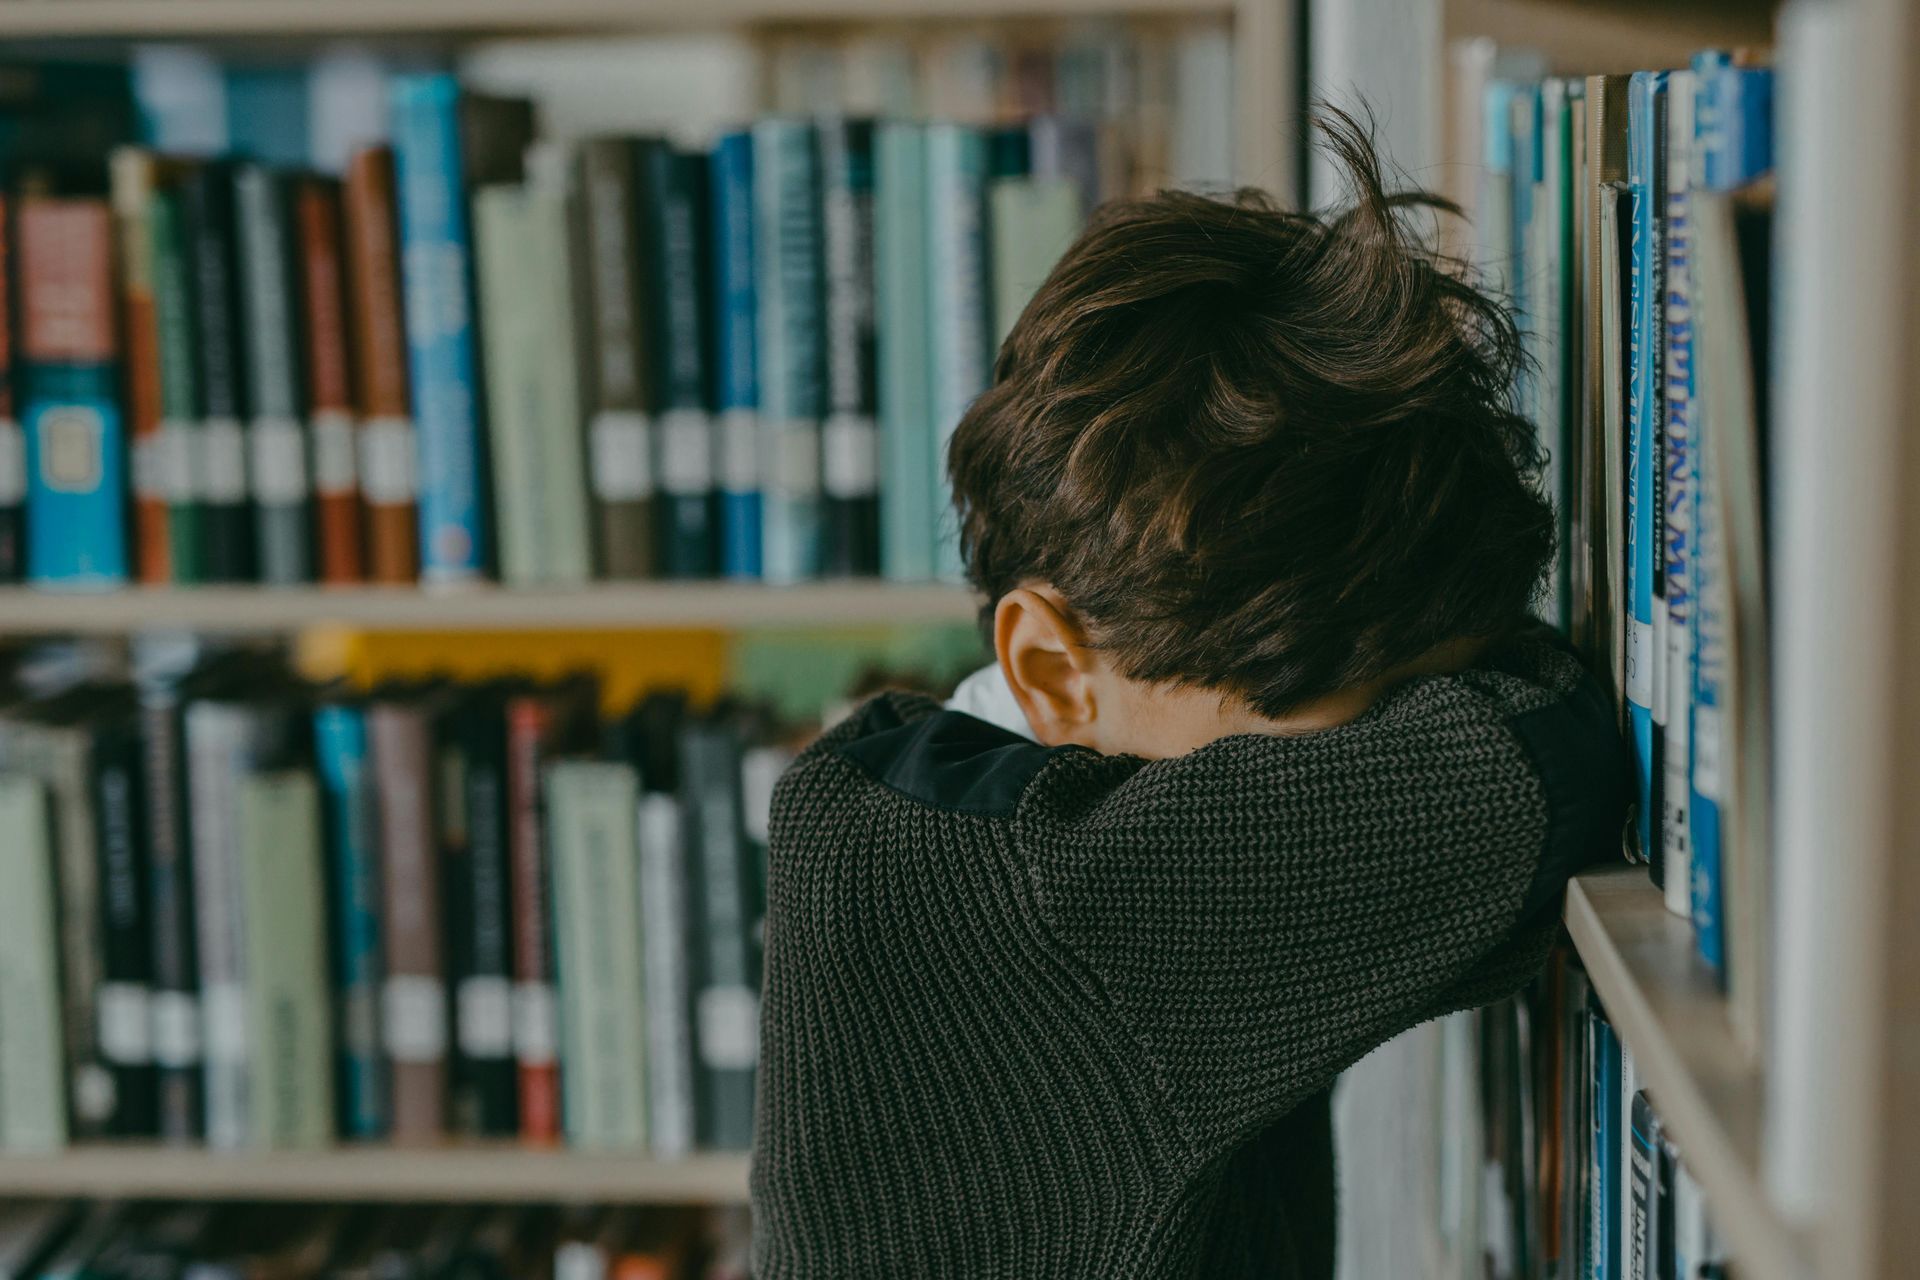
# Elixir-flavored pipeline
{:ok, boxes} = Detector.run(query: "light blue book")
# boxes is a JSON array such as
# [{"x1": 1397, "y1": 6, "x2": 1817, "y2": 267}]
[
  {"x1": 391, "y1": 72, "x2": 489, "y2": 584},
  {"x1": 875, "y1": 122, "x2": 935, "y2": 582},
  {"x1": 711, "y1": 130, "x2": 762, "y2": 579},
  {"x1": 314, "y1": 704, "x2": 387, "y2": 1140},
  {"x1": 752, "y1": 119, "x2": 825, "y2": 584},
  {"x1": 924, "y1": 124, "x2": 991, "y2": 581},
  {"x1": 24, "y1": 365, "x2": 129, "y2": 588}
]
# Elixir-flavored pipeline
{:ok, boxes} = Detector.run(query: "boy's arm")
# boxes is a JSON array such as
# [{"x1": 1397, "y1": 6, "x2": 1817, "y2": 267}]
[{"x1": 1019, "y1": 651, "x2": 1626, "y2": 1159}]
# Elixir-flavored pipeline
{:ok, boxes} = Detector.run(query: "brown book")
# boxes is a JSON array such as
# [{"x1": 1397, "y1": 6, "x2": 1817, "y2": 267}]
[
  {"x1": 344, "y1": 147, "x2": 418, "y2": 584},
  {"x1": 110, "y1": 149, "x2": 171, "y2": 583},
  {"x1": 368, "y1": 695, "x2": 446, "y2": 1143},
  {"x1": 296, "y1": 177, "x2": 364, "y2": 584}
]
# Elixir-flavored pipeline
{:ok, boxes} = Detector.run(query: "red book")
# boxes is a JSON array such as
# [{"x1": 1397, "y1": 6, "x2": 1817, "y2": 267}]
[
  {"x1": 506, "y1": 693, "x2": 561, "y2": 1143},
  {"x1": 111, "y1": 150, "x2": 171, "y2": 582},
  {"x1": 296, "y1": 177, "x2": 364, "y2": 584}
]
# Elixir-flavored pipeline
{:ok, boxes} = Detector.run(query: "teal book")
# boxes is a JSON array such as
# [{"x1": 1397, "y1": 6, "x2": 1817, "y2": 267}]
[
  {"x1": 924, "y1": 125, "x2": 991, "y2": 581},
  {"x1": 873, "y1": 123, "x2": 934, "y2": 582}
]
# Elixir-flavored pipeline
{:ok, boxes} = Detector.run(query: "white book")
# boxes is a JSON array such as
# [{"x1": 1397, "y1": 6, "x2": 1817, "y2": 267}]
[
  {"x1": 637, "y1": 791, "x2": 695, "y2": 1157},
  {"x1": 0, "y1": 778, "x2": 67, "y2": 1151}
]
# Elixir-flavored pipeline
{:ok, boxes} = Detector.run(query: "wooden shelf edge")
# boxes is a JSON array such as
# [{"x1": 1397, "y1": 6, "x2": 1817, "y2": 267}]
[
  {"x1": 1565, "y1": 868, "x2": 1810, "y2": 1280},
  {"x1": 0, "y1": 1145, "x2": 750, "y2": 1204},
  {"x1": 0, "y1": 583, "x2": 980, "y2": 634}
]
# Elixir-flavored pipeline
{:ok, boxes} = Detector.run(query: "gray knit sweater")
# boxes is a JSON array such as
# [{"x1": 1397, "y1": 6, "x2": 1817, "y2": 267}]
[{"x1": 752, "y1": 632, "x2": 1627, "y2": 1279}]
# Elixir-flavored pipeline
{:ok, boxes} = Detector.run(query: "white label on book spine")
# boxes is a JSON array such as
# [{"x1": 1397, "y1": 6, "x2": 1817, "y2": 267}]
[
  {"x1": 157, "y1": 420, "x2": 196, "y2": 502},
  {"x1": 1691, "y1": 704, "x2": 1723, "y2": 802},
  {"x1": 0, "y1": 418, "x2": 24, "y2": 505},
  {"x1": 553, "y1": 1243, "x2": 606, "y2": 1280},
  {"x1": 311, "y1": 410, "x2": 358, "y2": 496},
  {"x1": 719, "y1": 409, "x2": 758, "y2": 493},
  {"x1": 821, "y1": 414, "x2": 879, "y2": 499},
  {"x1": 202, "y1": 982, "x2": 249, "y2": 1060},
  {"x1": 359, "y1": 417, "x2": 418, "y2": 504},
  {"x1": 151, "y1": 990, "x2": 202, "y2": 1067},
  {"x1": 248, "y1": 416, "x2": 310, "y2": 504},
  {"x1": 696, "y1": 985, "x2": 760, "y2": 1069},
  {"x1": 512, "y1": 981, "x2": 558, "y2": 1064},
  {"x1": 132, "y1": 433, "x2": 168, "y2": 502},
  {"x1": 590, "y1": 410, "x2": 654, "y2": 501},
  {"x1": 1626, "y1": 616, "x2": 1654, "y2": 708},
  {"x1": 199, "y1": 418, "x2": 248, "y2": 503},
  {"x1": 659, "y1": 408, "x2": 713, "y2": 494},
  {"x1": 456, "y1": 975, "x2": 513, "y2": 1059},
  {"x1": 39, "y1": 405, "x2": 103, "y2": 492},
  {"x1": 764, "y1": 419, "x2": 821, "y2": 497},
  {"x1": 383, "y1": 975, "x2": 448, "y2": 1062},
  {"x1": 97, "y1": 982, "x2": 153, "y2": 1064}
]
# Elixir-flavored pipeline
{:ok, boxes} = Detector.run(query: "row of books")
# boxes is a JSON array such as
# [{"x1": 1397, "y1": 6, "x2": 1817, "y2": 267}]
[
  {"x1": 0, "y1": 29, "x2": 1232, "y2": 590},
  {"x1": 0, "y1": 650, "x2": 792, "y2": 1155},
  {"x1": 1467, "y1": 49, "x2": 1777, "y2": 1043},
  {"x1": 0, "y1": 1201, "x2": 750, "y2": 1280}
]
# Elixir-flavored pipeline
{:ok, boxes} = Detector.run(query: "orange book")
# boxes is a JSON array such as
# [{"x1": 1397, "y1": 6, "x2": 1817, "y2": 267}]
[
  {"x1": 296, "y1": 177, "x2": 364, "y2": 583},
  {"x1": 111, "y1": 149, "x2": 171, "y2": 583},
  {"x1": 344, "y1": 146, "x2": 419, "y2": 584}
]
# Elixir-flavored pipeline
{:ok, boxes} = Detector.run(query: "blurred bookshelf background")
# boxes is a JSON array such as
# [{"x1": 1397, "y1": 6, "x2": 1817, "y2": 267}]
[{"x1": 0, "y1": 1, "x2": 1916, "y2": 1279}]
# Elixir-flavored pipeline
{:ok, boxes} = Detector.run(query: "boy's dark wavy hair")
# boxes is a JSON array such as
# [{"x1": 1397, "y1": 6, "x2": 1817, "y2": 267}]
[{"x1": 948, "y1": 109, "x2": 1554, "y2": 718}]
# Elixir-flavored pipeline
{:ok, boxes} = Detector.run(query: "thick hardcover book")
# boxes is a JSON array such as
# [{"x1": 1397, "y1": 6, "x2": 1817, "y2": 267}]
[
  {"x1": 575, "y1": 137, "x2": 657, "y2": 580},
  {"x1": 817, "y1": 120, "x2": 880, "y2": 577},
  {"x1": 709, "y1": 130, "x2": 761, "y2": 579},
  {"x1": 234, "y1": 164, "x2": 314, "y2": 585},
  {"x1": 344, "y1": 147, "x2": 420, "y2": 584},
  {"x1": 640, "y1": 142, "x2": 719, "y2": 579},
  {"x1": 17, "y1": 197, "x2": 129, "y2": 587},
  {"x1": 0, "y1": 193, "x2": 21, "y2": 583},
  {"x1": 296, "y1": 177, "x2": 364, "y2": 585},
  {"x1": 180, "y1": 162, "x2": 255, "y2": 582},
  {"x1": 924, "y1": 125, "x2": 992, "y2": 581},
  {"x1": 138, "y1": 677, "x2": 201, "y2": 1141},
  {"x1": 367, "y1": 694, "x2": 449, "y2": 1143},
  {"x1": 90, "y1": 707, "x2": 159, "y2": 1136},
  {"x1": 1659, "y1": 71, "x2": 1697, "y2": 921},
  {"x1": 680, "y1": 713, "x2": 760, "y2": 1149},
  {"x1": 439, "y1": 689, "x2": 518, "y2": 1137},
  {"x1": 874, "y1": 123, "x2": 934, "y2": 583},
  {"x1": 314, "y1": 702, "x2": 388, "y2": 1139},
  {"x1": 547, "y1": 760, "x2": 649, "y2": 1149},
  {"x1": 149, "y1": 184, "x2": 204, "y2": 585},
  {"x1": 0, "y1": 777, "x2": 66, "y2": 1150},
  {"x1": 237, "y1": 770, "x2": 334, "y2": 1148},
  {"x1": 752, "y1": 119, "x2": 826, "y2": 584},
  {"x1": 111, "y1": 149, "x2": 173, "y2": 583},
  {"x1": 1580, "y1": 76, "x2": 1629, "y2": 696}
]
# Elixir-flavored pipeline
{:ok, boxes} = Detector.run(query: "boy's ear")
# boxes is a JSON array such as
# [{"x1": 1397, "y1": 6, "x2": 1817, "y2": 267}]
[{"x1": 995, "y1": 586, "x2": 1099, "y2": 749}]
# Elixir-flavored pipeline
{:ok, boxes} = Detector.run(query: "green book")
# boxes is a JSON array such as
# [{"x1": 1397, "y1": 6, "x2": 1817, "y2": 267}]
[
  {"x1": 874, "y1": 123, "x2": 934, "y2": 583},
  {"x1": 546, "y1": 760, "x2": 647, "y2": 1149},
  {"x1": 0, "y1": 777, "x2": 66, "y2": 1151},
  {"x1": 238, "y1": 771, "x2": 334, "y2": 1149},
  {"x1": 149, "y1": 185, "x2": 203, "y2": 583},
  {"x1": 987, "y1": 176, "x2": 1081, "y2": 348}
]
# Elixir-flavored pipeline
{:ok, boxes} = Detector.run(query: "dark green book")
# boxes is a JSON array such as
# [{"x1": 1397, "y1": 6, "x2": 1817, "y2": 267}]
[
  {"x1": 180, "y1": 161, "x2": 255, "y2": 582},
  {"x1": 148, "y1": 183, "x2": 204, "y2": 583},
  {"x1": 233, "y1": 164, "x2": 313, "y2": 585},
  {"x1": 817, "y1": 119, "x2": 880, "y2": 577}
]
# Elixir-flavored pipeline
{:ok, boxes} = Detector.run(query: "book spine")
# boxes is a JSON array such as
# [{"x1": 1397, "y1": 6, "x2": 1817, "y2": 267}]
[
  {"x1": 140, "y1": 692, "x2": 203, "y2": 1142},
  {"x1": 547, "y1": 761, "x2": 648, "y2": 1149},
  {"x1": 987, "y1": 178, "x2": 1081, "y2": 350},
  {"x1": 505, "y1": 698, "x2": 561, "y2": 1143},
  {"x1": 369, "y1": 703, "x2": 448, "y2": 1143},
  {"x1": 817, "y1": 120, "x2": 881, "y2": 578},
  {"x1": 344, "y1": 147, "x2": 420, "y2": 584},
  {"x1": 1660, "y1": 72, "x2": 1696, "y2": 921},
  {"x1": 149, "y1": 187, "x2": 204, "y2": 585},
  {"x1": 577, "y1": 138, "x2": 657, "y2": 580},
  {"x1": 709, "y1": 131, "x2": 761, "y2": 579},
  {"x1": 296, "y1": 178, "x2": 365, "y2": 585},
  {"x1": 314, "y1": 705, "x2": 388, "y2": 1139},
  {"x1": 924, "y1": 125, "x2": 992, "y2": 581},
  {"x1": 237, "y1": 771, "x2": 334, "y2": 1148},
  {"x1": 448, "y1": 704, "x2": 517, "y2": 1136},
  {"x1": 473, "y1": 186, "x2": 546, "y2": 586},
  {"x1": 0, "y1": 193, "x2": 22, "y2": 583},
  {"x1": 17, "y1": 198, "x2": 129, "y2": 587},
  {"x1": 752, "y1": 120, "x2": 826, "y2": 585},
  {"x1": 111, "y1": 149, "x2": 173, "y2": 584},
  {"x1": 874, "y1": 124, "x2": 934, "y2": 583},
  {"x1": 0, "y1": 777, "x2": 68, "y2": 1150},
  {"x1": 637, "y1": 790, "x2": 695, "y2": 1156},
  {"x1": 181, "y1": 164, "x2": 256, "y2": 583},
  {"x1": 184, "y1": 704, "x2": 255, "y2": 1148},
  {"x1": 234, "y1": 165, "x2": 314, "y2": 585},
  {"x1": 392, "y1": 73, "x2": 490, "y2": 584},
  {"x1": 1594, "y1": 1005, "x2": 1621, "y2": 1280},
  {"x1": 682, "y1": 718, "x2": 758, "y2": 1150},
  {"x1": 524, "y1": 149, "x2": 594, "y2": 585},
  {"x1": 642, "y1": 144, "x2": 719, "y2": 579},
  {"x1": 1627, "y1": 1092, "x2": 1657, "y2": 1280},
  {"x1": 92, "y1": 720, "x2": 159, "y2": 1136}
]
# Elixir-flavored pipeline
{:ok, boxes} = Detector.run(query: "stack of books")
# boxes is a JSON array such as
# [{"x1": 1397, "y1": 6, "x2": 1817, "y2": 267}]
[
  {"x1": 0, "y1": 651, "x2": 793, "y2": 1156},
  {"x1": 0, "y1": 26, "x2": 1233, "y2": 591}
]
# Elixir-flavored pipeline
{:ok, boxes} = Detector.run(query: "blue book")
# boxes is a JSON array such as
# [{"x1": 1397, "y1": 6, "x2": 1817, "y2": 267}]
[
  {"x1": 1592, "y1": 1003, "x2": 1622, "y2": 1280},
  {"x1": 710, "y1": 131, "x2": 762, "y2": 579},
  {"x1": 1660, "y1": 71, "x2": 1698, "y2": 919},
  {"x1": 24, "y1": 365, "x2": 128, "y2": 588},
  {"x1": 752, "y1": 119, "x2": 825, "y2": 584},
  {"x1": 1479, "y1": 80, "x2": 1517, "y2": 302},
  {"x1": 924, "y1": 125, "x2": 991, "y2": 581},
  {"x1": 390, "y1": 73, "x2": 491, "y2": 585},
  {"x1": 874, "y1": 122, "x2": 935, "y2": 582},
  {"x1": 225, "y1": 65, "x2": 309, "y2": 168},
  {"x1": 314, "y1": 704, "x2": 388, "y2": 1139}
]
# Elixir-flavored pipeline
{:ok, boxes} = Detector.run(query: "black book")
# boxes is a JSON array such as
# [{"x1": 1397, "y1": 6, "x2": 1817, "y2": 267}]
[
  {"x1": 89, "y1": 692, "x2": 159, "y2": 1136},
  {"x1": 1628, "y1": 1090, "x2": 1659, "y2": 1280},
  {"x1": 179, "y1": 161, "x2": 256, "y2": 582},
  {"x1": 817, "y1": 119, "x2": 880, "y2": 576},
  {"x1": 138, "y1": 663, "x2": 203, "y2": 1142}
]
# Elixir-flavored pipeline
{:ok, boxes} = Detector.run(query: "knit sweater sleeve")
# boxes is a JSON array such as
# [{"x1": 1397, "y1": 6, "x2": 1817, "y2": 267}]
[{"x1": 1017, "y1": 639, "x2": 1626, "y2": 1158}]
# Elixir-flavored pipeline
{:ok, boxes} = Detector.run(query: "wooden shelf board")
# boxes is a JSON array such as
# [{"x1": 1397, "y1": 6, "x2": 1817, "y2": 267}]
[
  {"x1": 0, "y1": 582, "x2": 978, "y2": 634},
  {"x1": 0, "y1": 1145, "x2": 750, "y2": 1204},
  {"x1": 0, "y1": 0, "x2": 1232, "y2": 37},
  {"x1": 1566, "y1": 868, "x2": 1810, "y2": 1280}
]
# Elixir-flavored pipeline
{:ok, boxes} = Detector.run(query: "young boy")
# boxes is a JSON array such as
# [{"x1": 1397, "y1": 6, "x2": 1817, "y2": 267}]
[{"x1": 751, "y1": 120, "x2": 1629, "y2": 1279}]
